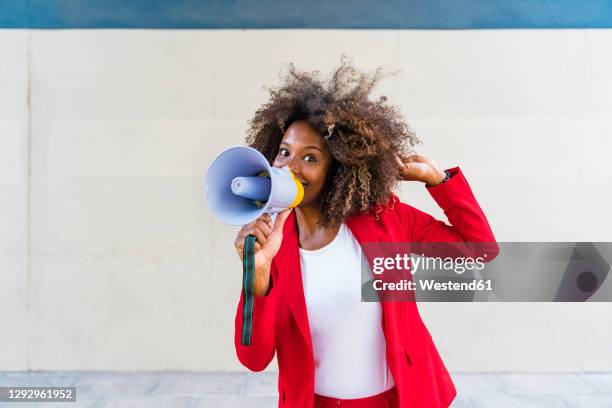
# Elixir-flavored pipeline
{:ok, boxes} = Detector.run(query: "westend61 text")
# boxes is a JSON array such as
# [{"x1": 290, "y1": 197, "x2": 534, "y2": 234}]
[{"x1": 372, "y1": 279, "x2": 493, "y2": 292}]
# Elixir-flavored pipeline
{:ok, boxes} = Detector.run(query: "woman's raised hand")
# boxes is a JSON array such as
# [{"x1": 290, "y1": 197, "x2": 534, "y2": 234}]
[
  {"x1": 234, "y1": 208, "x2": 293, "y2": 296},
  {"x1": 395, "y1": 153, "x2": 447, "y2": 186}
]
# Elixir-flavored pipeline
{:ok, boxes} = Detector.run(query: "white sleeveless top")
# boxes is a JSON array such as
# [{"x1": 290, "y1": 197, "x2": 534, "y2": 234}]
[{"x1": 299, "y1": 223, "x2": 396, "y2": 398}]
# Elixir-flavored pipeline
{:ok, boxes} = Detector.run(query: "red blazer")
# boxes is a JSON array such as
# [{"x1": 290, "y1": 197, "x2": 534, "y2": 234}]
[{"x1": 234, "y1": 167, "x2": 498, "y2": 408}]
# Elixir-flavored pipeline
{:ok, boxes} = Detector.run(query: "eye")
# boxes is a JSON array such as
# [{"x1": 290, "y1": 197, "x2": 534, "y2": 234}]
[
  {"x1": 278, "y1": 148, "x2": 289, "y2": 157},
  {"x1": 304, "y1": 154, "x2": 317, "y2": 163}
]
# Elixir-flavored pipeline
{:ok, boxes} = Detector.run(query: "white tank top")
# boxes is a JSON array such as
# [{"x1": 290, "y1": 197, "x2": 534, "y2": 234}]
[{"x1": 299, "y1": 223, "x2": 395, "y2": 398}]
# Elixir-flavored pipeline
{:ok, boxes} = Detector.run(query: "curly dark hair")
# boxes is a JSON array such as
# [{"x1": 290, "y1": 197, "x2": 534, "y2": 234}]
[{"x1": 246, "y1": 58, "x2": 420, "y2": 227}]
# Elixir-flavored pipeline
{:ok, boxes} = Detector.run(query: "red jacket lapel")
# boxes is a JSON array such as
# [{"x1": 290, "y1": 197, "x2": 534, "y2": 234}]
[{"x1": 274, "y1": 210, "x2": 313, "y2": 351}]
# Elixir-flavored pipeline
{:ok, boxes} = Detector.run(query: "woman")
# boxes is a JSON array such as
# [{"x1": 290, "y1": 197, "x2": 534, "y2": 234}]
[{"x1": 232, "y1": 60, "x2": 497, "y2": 408}]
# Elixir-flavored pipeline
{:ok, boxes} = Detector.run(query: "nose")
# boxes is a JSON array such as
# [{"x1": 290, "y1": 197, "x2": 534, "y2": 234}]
[{"x1": 287, "y1": 156, "x2": 301, "y2": 175}]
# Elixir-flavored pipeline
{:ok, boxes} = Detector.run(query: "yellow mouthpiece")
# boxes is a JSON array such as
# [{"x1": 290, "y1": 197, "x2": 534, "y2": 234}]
[{"x1": 288, "y1": 169, "x2": 304, "y2": 208}]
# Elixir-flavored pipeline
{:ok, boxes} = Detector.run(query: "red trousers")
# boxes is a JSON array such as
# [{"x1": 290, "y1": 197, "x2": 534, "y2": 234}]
[{"x1": 314, "y1": 387, "x2": 399, "y2": 408}]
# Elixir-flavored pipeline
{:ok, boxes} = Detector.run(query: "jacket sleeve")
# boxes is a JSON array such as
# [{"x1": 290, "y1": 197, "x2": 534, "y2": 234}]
[
  {"x1": 234, "y1": 270, "x2": 278, "y2": 372},
  {"x1": 399, "y1": 167, "x2": 499, "y2": 260}
]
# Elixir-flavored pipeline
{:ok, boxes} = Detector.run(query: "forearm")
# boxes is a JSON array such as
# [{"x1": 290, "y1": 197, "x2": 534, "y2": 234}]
[
  {"x1": 407, "y1": 167, "x2": 499, "y2": 260},
  {"x1": 234, "y1": 275, "x2": 277, "y2": 371}
]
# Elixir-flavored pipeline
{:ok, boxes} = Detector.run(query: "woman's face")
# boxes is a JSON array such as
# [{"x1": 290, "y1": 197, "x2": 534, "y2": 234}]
[{"x1": 272, "y1": 120, "x2": 334, "y2": 208}]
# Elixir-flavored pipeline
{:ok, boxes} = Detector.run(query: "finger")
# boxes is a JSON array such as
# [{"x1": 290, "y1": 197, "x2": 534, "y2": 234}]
[
  {"x1": 403, "y1": 155, "x2": 421, "y2": 163},
  {"x1": 237, "y1": 227, "x2": 250, "y2": 238},
  {"x1": 241, "y1": 224, "x2": 267, "y2": 245},
  {"x1": 235, "y1": 240, "x2": 243, "y2": 252},
  {"x1": 394, "y1": 154, "x2": 406, "y2": 169},
  {"x1": 235, "y1": 230, "x2": 249, "y2": 247},
  {"x1": 235, "y1": 233, "x2": 245, "y2": 247},
  {"x1": 251, "y1": 226, "x2": 268, "y2": 246},
  {"x1": 405, "y1": 161, "x2": 430, "y2": 176},
  {"x1": 236, "y1": 224, "x2": 256, "y2": 244},
  {"x1": 236, "y1": 230, "x2": 262, "y2": 255},
  {"x1": 272, "y1": 208, "x2": 293, "y2": 234},
  {"x1": 254, "y1": 219, "x2": 273, "y2": 237},
  {"x1": 237, "y1": 224, "x2": 255, "y2": 241},
  {"x1": 235, "y1": 243, "x2": 244, "y2": 260},
  {"x1": 235, "y1": 239, "x2": 244, "y2": 258},
  {"x1": 264, "y1": 214, "x2": 274, "y2": 229},
  {"x1": 242, "y1": 221, "x2": 257, "y2": 231}
]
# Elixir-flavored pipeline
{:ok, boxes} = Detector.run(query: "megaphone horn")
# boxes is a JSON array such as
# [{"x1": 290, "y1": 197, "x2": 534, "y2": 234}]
[{"x1": 204, "y1": 146, "x2": 304, "y2": 225}]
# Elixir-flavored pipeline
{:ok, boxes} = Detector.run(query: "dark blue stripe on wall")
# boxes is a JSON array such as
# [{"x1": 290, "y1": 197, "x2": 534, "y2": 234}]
[{"x1": 1, "y1": 0, "x2": 612, "y2": 29}]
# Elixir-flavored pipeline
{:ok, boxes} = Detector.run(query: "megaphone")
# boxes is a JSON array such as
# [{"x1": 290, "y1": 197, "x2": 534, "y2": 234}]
[{"x1": 204, "y1": 146, "x2": 304, "y2": 225}]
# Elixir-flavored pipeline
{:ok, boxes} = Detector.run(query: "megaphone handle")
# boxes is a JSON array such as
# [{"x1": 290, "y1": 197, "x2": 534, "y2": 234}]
[{"x1": 240, "y1": 234, "x2": 257, "y2": 346}]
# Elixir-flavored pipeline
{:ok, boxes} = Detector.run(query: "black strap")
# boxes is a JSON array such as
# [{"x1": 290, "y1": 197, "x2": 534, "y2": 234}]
[{"x1": 241, "y1": 234, "x2": 257, "y2": 345}]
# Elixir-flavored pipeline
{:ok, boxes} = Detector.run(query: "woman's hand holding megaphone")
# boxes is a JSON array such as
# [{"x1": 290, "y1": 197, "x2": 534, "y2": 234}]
[{"x1": 234, "y1": 208, "x2": 293, "y2": 296}]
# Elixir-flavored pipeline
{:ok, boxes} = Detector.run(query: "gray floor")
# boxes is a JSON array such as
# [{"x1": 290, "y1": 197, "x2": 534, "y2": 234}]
[{"x1": 0, "y1": 372, "x2": 610, "y2": 407}]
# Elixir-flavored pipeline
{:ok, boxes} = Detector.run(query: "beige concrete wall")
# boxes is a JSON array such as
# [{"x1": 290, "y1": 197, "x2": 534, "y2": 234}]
[
  {"x1": 0, "y1": 30, "x2": 29, "y2": 370},
  {"x1": 0, "y1": 29, "x2": 611, "y2": 371}
]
